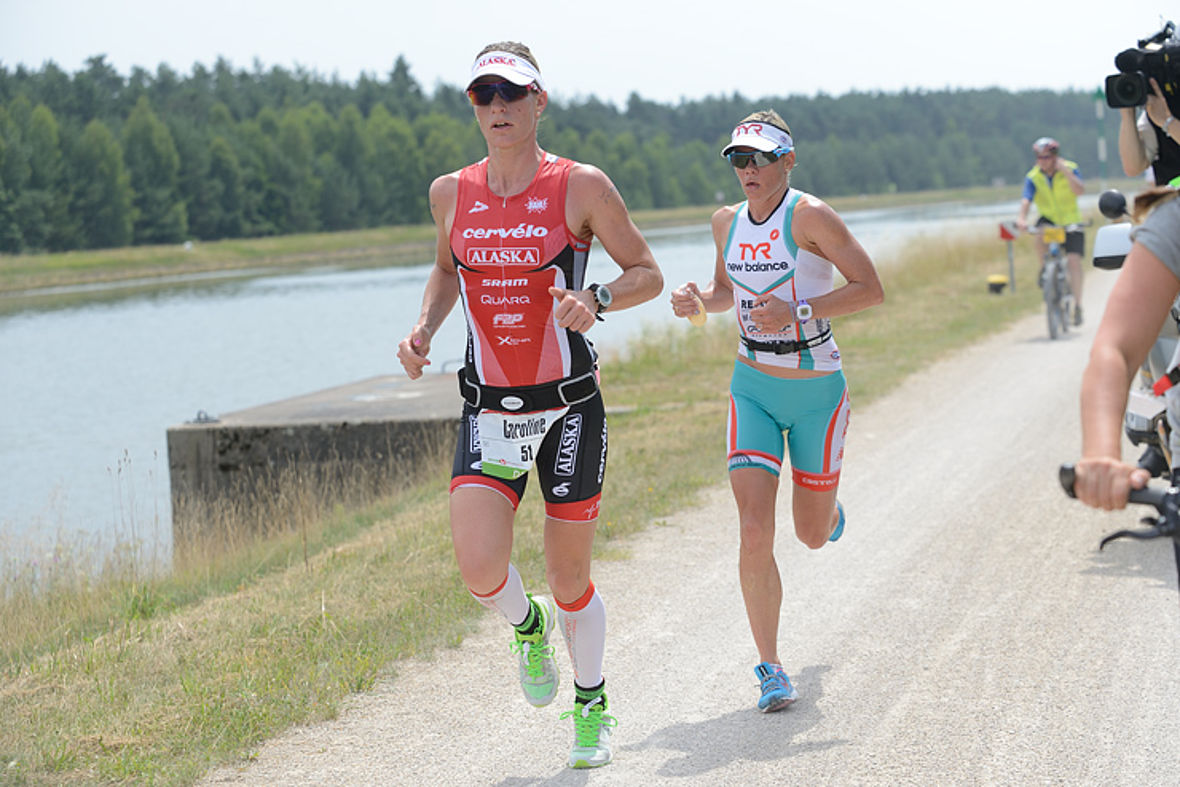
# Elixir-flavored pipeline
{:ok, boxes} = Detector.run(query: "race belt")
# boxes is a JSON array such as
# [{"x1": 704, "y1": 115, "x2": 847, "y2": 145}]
[
  {"x1": 458, "y1": 369, "x2": 599, "y2": 412},
  {"x1": 740, "y1": 327, "x2": 833, "y2": 355}
]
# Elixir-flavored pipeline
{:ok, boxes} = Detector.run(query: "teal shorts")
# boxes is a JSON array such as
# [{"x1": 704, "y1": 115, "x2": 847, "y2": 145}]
[{"x1": 727, "y1": 360, "x2": 850, "y2": 491}]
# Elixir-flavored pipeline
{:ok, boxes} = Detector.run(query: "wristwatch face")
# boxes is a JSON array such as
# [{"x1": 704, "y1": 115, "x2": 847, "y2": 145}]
[
  {"x1": 796, "y1": 302, "x2": 812, "y2": 321},
  {"x1": 592, "y1": 284, "x2": 612, "y2": 311}
]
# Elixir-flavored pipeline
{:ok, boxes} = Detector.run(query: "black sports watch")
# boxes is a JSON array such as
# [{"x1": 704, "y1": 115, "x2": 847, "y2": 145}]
[{"x1": 588, "y1": 283, "x2": 612, "y2": 314}]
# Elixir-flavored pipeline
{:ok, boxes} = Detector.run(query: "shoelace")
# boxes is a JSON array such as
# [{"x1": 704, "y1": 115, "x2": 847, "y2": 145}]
[
  {"x1": 759, "y1": 669, "x2": 789, "y2": 694},
  {"x1": 560, "y1": 697, "x2": 617, "y2": 746},
  {"x1": 512, "y1": 636, "x2": 555, "y2": 678}
]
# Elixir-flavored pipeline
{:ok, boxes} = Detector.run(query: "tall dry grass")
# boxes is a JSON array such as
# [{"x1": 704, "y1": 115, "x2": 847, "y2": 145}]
[{"x1": 1, "y1": 426, "x2": 455, "y2": 675}]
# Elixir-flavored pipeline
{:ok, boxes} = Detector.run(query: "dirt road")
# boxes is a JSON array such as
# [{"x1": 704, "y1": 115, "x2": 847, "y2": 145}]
[{"x1": 204, "y1": 267, "x2": 1180, "y2": 785}]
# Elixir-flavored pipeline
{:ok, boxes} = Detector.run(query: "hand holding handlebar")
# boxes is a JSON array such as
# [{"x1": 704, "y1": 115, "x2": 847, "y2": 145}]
[
  {"x1": 1060, "y1": 463, "x2": 1177, "y2": 548},
  {"x1": 1059, "y1": 463, "x2": 1162, "y2": 508}
]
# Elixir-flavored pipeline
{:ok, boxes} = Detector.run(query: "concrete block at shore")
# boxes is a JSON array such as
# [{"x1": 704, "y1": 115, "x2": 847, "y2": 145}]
[{"x1": 166, "y1": 374, "x2": 461, "y2": 547}]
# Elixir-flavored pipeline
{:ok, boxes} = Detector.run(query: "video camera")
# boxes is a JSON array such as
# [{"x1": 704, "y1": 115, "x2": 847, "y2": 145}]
[{"x1": 1105, "y1": 21, "x2": 1180, "y2": 109}]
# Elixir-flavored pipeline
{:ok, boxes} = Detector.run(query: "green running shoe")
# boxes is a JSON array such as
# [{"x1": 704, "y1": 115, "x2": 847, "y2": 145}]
[
  {"x1": 560, "y1": 692, "x2": 617, "y2": 769},
  {"x1": 511, "y1": 594, "x2": 559, "y2": 707}
]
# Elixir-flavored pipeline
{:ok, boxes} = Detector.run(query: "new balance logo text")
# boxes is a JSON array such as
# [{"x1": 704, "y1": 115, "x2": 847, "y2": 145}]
[{"x1": 728, "y1": 260, "x2": 791, "y2": 273}]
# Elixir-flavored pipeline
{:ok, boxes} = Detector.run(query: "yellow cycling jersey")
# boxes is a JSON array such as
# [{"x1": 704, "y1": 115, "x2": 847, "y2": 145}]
[{"x1": 1026, "y1": 159, "x2": 1082, "y2": 225}]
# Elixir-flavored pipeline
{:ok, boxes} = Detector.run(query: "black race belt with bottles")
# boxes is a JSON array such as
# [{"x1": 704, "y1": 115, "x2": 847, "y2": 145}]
[{"x1": 740, "y1": 327, "x2": 833, "y2": 355}]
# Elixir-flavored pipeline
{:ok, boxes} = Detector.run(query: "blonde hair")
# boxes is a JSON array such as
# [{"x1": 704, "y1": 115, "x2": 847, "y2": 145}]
[
  {"x1": 1132, "y1": 185, "x2": 1180, "y2": 223},
  {"x1": 476, "y1": 41, "x2": 541, "y2": 72},
  {"x1": 739, "y1": 109, "x2": 791, "y2": 138}
]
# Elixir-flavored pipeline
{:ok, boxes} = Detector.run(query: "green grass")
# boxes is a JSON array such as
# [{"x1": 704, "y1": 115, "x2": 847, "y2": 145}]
[
  {"x1": 5, "y1": 180, "x2": 1134, "y2": 300},
  {"x1": 0, "y1": 208, "x2": 1087, "y2": 784}
]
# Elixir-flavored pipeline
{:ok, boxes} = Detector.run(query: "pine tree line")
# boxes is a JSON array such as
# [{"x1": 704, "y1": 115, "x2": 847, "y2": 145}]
[{"x1": 0, "y1": 55, "x2": 1107, "y2": 254}]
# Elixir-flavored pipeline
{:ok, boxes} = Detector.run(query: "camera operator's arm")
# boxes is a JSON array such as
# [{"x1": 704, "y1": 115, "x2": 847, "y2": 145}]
[
  {"x1": 1119, "y1": 107, "x2": 1151, "y2": 177},
  {"x1": 1076, "y1": 242, "x2": 1178, "y2": 509}
]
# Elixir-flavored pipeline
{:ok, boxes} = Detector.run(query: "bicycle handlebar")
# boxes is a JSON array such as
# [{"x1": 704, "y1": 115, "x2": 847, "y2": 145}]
[
  {"x1": 1022, "y1": 220, "x2": 1094, "y2": 237},
  {"x1": 1059, "y1": 463, "x2": 1178, "y2": 548},
  {"x1": 1059, "y1": 464, "x2": 1168, "y2": 507}
]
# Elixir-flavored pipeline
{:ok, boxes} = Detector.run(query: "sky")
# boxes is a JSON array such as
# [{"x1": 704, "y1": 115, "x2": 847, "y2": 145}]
[{"x1": 0, "y1": 0, "x2": 1174, "y2": 107}]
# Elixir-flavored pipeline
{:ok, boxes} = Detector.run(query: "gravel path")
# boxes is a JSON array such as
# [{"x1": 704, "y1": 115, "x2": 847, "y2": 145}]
[{"x1": 204, "y1": 267, "x2": 1180, "y2": 786}]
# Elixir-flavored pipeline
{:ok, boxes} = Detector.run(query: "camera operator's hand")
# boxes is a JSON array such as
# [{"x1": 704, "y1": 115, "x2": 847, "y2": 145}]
[{"x1": 1145, "y1": 77, "x2": 1172, "y2": 129}]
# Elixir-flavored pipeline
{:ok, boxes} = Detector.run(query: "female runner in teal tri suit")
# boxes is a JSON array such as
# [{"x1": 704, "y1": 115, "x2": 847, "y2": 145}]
[{"x1": 670, "y1": 109, "x2": 883, "y2": 712}]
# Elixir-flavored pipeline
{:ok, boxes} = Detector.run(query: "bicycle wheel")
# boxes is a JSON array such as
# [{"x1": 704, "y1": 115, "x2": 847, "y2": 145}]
[
  {"x1": 1058, "y1": 269, "x2": 1074, "y2": 335},
  {"x1": 1044, "y1": 278, "x2": 1061, "y2": 340}
]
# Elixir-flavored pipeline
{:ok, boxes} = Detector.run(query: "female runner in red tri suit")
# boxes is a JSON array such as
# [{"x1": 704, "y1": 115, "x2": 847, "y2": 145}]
[{"x1": 397, "y1": 41, "x2": 662, "y2": 769}]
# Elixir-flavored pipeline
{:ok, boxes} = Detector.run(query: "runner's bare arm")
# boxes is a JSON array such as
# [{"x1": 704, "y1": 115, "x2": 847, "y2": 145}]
[
  {"x1": 790, "y1": 195, "x2": 883, "y2": 320},
  {"x1": 566, "y1": 164, "x2": 663, "y2": 314},
  {"x1": 672, "y1": 206, "x2": 737, "y2": 318},
  {"x1": 397, "y1": 174, "x2": 460, "y2": 379}
]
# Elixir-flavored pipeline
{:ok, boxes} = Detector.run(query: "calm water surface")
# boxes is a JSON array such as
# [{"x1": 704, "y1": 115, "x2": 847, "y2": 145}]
[{"x1": 0, "y1": 197, "x2": 1047, "y2": 557}]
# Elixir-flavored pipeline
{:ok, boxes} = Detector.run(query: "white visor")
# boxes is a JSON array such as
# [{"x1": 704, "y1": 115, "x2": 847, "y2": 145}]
[
  {"x1": 468, "y1": 51, "x2": 544, "y2": 91},
  {"x1": 721, "y1": 122, "x2": 794, "y2": 157}
]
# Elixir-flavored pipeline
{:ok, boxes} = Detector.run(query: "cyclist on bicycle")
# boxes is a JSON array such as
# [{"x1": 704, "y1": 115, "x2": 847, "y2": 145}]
[{"x1": 1015, "y1": 137, "x2": 1086, "y2": 325}]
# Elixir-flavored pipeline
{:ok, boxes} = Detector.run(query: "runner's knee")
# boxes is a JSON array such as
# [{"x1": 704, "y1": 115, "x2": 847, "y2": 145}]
[
  {"x1": 739, "y1": 515, "x2": 776, "y2": 556},
  {"x1": 795, "y1": 518, "x2": 831, "y2": 550}
]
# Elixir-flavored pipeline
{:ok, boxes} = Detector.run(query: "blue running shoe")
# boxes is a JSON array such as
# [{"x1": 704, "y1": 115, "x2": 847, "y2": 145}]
[
  {"x1": 755, "y1": 662, "x2": 798, "y2": 712},
  {"x1": 828, "y1": 501, "x2": 845, "y2": 543}
]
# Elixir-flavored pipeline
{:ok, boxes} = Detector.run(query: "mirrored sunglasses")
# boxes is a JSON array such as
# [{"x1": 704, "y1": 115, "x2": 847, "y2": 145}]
[
  {"x1": 726, "y1": 148, "x2": 791, "y2": 169},
  {"x1": 467, "y1": 81, "x2": 536, "y2": 106}
]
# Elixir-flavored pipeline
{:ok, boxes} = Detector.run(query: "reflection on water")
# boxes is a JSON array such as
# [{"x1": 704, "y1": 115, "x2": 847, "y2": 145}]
[{"x1": 0, "y1": 197, "x2": 1048, "y2": 555}]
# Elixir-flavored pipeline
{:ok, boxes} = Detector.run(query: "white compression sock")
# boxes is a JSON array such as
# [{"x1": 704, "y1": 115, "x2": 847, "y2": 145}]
[
  {"x1": 469, "y1": 563, "x2": 531, "y2": 627},
  {"x1": 557, "y1": 582, "x2": 605, "y2": 689}
]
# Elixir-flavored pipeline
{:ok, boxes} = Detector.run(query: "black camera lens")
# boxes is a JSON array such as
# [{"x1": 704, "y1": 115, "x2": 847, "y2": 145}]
[{"x1": 1105, "y1": 72, "x2": 1148, "y2": 108}]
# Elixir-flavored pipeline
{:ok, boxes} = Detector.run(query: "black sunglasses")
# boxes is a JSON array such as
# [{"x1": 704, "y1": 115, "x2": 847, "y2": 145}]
[
  {"x1": 726, "y1": 148, "x2": 791, "y2": 169},
  {"x1": 467, "y1": 81, "x2": 536, "y2": 106}
]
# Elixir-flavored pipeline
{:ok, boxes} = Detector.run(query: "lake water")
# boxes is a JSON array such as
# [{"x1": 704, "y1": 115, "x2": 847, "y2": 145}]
[{"x1": 0, "y1": 196, "x2": 1061, "y2": 558}]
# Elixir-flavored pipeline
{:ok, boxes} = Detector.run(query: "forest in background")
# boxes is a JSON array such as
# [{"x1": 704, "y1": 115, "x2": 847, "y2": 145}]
[{"x1": 0, "y1": 55, "x2": 1112, "y2": 254}]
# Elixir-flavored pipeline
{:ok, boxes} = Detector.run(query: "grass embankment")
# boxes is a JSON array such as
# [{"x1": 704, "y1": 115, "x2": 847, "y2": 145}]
[
  {"x1": 2, "y1": 181, "x2": 1111, "y2": 299},
  {"x1": 0, "y1": 213, "x2": 1083, "y2": 784}
]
